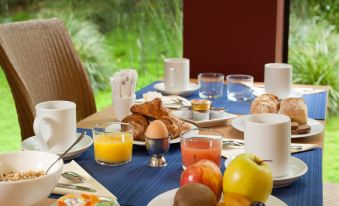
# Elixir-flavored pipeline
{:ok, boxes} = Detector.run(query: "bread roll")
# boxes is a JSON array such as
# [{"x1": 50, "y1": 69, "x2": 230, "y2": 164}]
[
  {"x1": 251, "y1": 94, "x2": 279, "y2": 114},
  {"x1": 279, "y1": 98, "x2": 308, "y2": 125}
]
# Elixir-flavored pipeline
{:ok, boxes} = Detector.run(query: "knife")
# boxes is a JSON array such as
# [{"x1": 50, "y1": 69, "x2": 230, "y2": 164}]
[{"x1": 56, "y1": 183, "x2": 96, "y2": 192}]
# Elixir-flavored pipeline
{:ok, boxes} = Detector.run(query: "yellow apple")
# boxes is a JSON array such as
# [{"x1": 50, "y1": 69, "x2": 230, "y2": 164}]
[{"x1": 223, "y1": 153, "x2": 273, "y2": 202}]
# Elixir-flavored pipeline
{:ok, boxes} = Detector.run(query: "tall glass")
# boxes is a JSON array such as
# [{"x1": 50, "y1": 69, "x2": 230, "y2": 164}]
[
  {"x1": 226, "y1": 74, "x2": 254, "y2": 102},
  {"x1": 93, "y1": 122, "x2": 133, "y2": 166},
  {"x1": 180, "y1": 128, "x2": 223, "y2": 169},
  {"x1": 198, "y1": 73, "x2": 225, "y2": 99}
]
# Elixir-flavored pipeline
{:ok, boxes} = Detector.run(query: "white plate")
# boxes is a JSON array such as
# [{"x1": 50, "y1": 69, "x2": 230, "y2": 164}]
[
  {"x1": 147, "y1": 188, "x2": 287, "y2": 206},
  {"x1": 172, "y1": 110, "x2": 237, "y2": 127},
  {"x1": 274, "y1": 157, "x2": 308, "y2": 188},
  {"x1": 231, "y1": 116, "x2": 324, "y2": 138},
  {"x1": 22, "y1": 133, "x2": 93, "y2": 160},
  {"x1": 135, "y1": 95, "x2": 191, "y2": 109},
  {"x1": 252, "y1": 87, "x2": 303, "y2": 98},
  {"x1": 153, "y1": 82, "x2": 200, "y2": 96}
]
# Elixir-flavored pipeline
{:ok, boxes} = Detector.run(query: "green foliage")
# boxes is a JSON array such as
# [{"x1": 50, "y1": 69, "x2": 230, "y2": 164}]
[{"x1": 289, "y1": 15, "x2": 339, "y2": 114}]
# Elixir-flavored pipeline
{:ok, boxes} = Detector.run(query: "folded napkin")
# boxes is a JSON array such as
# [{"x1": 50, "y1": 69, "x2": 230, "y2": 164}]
[
  {"x1": 222, "y1": 139, "x2": 316, "y2": 159},
  {"x1": 53, "y1": 161, "x2": 116, "y2": 199}
]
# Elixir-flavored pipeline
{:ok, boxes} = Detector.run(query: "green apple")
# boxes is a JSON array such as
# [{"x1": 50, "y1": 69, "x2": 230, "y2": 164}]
[{"x1": 223, "y1": 153, "x2": 273, "y2": 202}]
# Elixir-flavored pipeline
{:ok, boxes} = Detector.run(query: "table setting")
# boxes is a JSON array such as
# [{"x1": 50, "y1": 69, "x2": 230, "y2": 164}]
[{"x1": 0, "y1": 59, "x2": 327, "y2": 206}]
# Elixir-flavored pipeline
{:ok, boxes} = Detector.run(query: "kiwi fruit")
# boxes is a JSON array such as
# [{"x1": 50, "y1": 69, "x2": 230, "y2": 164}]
[{"x1": 173, "y1": 183, "x2": 217, "y2": 206}]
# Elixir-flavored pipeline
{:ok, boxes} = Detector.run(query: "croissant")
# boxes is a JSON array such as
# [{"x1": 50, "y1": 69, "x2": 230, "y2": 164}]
[
  {"x1": 159, "y1": 115, "x2": 191, "y2": 139},
  {"x1": 130, "y1": 98, "x2": 171, "y2": 119},
  {"x1": 122, "y1": 114, "x2": 149, "y2": 141}
]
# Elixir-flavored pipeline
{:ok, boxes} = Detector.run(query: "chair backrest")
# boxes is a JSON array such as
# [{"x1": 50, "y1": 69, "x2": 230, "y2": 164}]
[
  {"x1": 0, "y1": 18, "x2": 96, "y2": 140},
  {"x1": 183, "y1": 0, "x2": 289, "y2": 81}
]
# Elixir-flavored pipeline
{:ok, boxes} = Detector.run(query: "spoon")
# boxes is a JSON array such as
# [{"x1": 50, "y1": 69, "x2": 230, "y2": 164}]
[
  {"x1": 46, "y1": 131, "x2": 86, "y2": 174},
  {"x1": 62, "y1": 171, "x2": 86, "y2": 183}
]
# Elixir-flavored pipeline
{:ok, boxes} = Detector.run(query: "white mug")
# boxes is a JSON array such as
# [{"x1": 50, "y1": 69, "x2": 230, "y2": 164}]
[
  {"x1": 264, "y1": 63, "x2": 292, "y2": 99},
  {"x1": 164, "y1": 58, "x2": 190, "y2": 91},
  {"x1": 33, "y1": 101, "x2": 77, "y2": 152},
  {"x1": 112, "y1": 94, "x2": 136, "y2": 121},
  {"x1": 244, "y1": 113, "x2": 291, "y2": 177}
]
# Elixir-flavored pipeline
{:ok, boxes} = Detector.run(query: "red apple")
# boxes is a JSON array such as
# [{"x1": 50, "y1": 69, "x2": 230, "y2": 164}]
[{"x1": 180, "y1": 160, "x2": 223, "y2": 200}]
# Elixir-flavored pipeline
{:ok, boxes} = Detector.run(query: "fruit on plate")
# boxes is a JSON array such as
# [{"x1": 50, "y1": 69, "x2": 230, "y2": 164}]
[
  {"x1": 180, "y1": 160, "x2": 223, "y2": 199},
  {"x1": 223, "y1": 153, "x2": 273, "y2": 202},
  {"x1": 173, "y1": 183, "x2": 217, "y2": 206}
]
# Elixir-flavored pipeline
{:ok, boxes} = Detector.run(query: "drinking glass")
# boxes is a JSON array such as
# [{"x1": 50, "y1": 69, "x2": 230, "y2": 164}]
[
  {"x1": 198, "y1": 73, "x2": 225, "y2": 99},
  {"x1": 93, "y1": 122, "x2": 133, "y2": 166},
  {"x1": 226, "y1": 74, "x2": 254, "y2": 102},
  {"x1": 180, "y1": 128, "x2": 223, "y2": 169}
]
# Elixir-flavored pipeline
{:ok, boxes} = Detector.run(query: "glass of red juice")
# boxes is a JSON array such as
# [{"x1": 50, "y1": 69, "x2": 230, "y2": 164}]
[{"x1": 180, "y1": 128, "x2": 223, "y2": 169}]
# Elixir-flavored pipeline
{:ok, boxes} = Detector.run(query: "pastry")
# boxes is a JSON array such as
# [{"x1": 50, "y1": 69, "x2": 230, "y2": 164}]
[
  {"x1": 251, "y1": 94, "x2": 279, "y2": 114},
  {"x1": 291, "y1": 124, "x2": 311, "y2": 135},
  {"x1": 123, "y1": 98, "x2": 191, "y2": 141},
  {"x1": 159, "y1": 115, "x2": 191, "y2": 139},
  {"x1": 279, "y1": 98, "x2": 308, "y2": 125},
  {"x1": 130, "y1": 98, "x2": 171, "y2": 119},
  {"x1": 291, "y1": 121, "x2": 299, "y2": 130},
  {"x1": 122, "y1": 114, "x2": 149, "y2": 141}
]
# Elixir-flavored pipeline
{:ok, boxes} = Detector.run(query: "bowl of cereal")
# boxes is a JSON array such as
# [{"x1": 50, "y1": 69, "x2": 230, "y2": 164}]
[{"x1": 0, "y1": 150, "x2": 63, "y2": 206}]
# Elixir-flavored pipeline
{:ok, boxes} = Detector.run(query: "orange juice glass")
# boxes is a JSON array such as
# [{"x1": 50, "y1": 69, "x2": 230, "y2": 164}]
[
  {"x1": 181, "y1": 128, "x2": 223, "y2": 169},
  {"x1": 93, "y1": 122, "x2": 133, "y2": 166}
]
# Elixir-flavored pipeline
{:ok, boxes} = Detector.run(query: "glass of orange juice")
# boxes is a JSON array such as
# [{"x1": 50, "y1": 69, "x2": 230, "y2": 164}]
[
  {"x1": 180, "y1": 128, "x2": 223, "y2": 169},
  {"x1": 93, "y1": 122, "x2": 133, "y2": 166}
]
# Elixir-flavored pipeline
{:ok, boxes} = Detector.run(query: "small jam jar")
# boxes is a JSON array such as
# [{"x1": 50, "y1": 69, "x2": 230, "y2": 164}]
[{"x1": 191, "y1": 99, "x2": 211, "y2": 111}]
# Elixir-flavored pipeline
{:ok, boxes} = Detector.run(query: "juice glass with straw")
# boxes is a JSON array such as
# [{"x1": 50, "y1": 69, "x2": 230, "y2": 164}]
[
  {"x1": 93, "y1": 122, "x2": 133, "y2": 166},
  {"x1": 180, "y1": 128, "x2": 223, "y2": 169}
]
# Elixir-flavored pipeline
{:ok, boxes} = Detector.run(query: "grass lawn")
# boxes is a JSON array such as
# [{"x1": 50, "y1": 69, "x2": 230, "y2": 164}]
[{"x1": 1, "y1": 69, "x2": 339, "y2": 183}]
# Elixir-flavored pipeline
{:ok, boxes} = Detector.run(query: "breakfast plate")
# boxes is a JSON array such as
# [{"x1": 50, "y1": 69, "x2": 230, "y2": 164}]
[
  {"x1": 153, "y1": 82, "x2": 200, "y2": 96},
  {"x1": 231, "y1": 116, "x2": 324, "y2": 138},
  {"x1": 147, "y1": 188, "x2": 287, "y2": 206},
  {"x1": 172, "y1": 110, "x2": 237, "y2": 127},
  {"x1": 133, "y1": 123, "x2": 197, "y2": 146},
  {"x1": 273, "y1": 157, "x2": 308, "y2": 188},
  {"x1": 22, "y1": 133, "x2": 93, "y2": 160}
]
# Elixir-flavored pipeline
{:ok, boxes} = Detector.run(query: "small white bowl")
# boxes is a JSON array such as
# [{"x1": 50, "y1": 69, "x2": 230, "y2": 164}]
[{"x1": 0, "y1": 151, "x2": 63, "y2": 206}]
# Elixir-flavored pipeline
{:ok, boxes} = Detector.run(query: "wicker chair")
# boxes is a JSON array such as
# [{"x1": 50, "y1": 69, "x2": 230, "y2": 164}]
[{"x1": 0, "y1": 18, "x2": 96, "y2": 140}]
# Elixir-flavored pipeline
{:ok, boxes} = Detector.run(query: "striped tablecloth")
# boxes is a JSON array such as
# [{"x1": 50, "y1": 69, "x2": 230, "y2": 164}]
[{"x1": 70, "y1": 128, "x2": 323, "y2": 206}]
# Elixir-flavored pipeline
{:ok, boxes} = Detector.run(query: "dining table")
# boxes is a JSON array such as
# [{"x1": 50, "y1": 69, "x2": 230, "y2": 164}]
[{"x1": 42, "y1": 81, "x2": 328, "y2": 206}]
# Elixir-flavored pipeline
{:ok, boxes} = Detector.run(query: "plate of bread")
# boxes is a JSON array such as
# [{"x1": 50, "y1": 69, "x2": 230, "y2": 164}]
[
  {"x1": 231, "y1": 94, "x2": 324, "y2": 138},
  {"x1": 122, "y1": 98, "x2": 194, "y2": 145}
]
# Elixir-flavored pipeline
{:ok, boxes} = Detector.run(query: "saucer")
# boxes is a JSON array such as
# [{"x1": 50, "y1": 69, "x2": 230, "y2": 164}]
[
  {"x1": 273, "y1": 157, "x2": 308, "y2": 188},
  {"x1": 231, "y1": 116, "x2": 324, "y2": 139},
  {"x1": 22, "y1": 133, "x2": 93, "y2": 160},
  {"x1": 252, "y1": 87, "x2": 303, "y2": 98},
  {"x1": 153, "y1": 82, "x2": 200, "y2": 96}
]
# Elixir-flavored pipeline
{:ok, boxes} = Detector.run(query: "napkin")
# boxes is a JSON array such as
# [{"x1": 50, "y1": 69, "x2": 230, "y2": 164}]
[
  {"x1": 53, "y1": 161, "x2": 116, "y2": 199},
  {"x1": 222, "y1": 139, "x2": 316, "y2": 159}
]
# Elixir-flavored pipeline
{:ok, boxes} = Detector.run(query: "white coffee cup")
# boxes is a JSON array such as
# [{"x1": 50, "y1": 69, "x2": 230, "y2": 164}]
[
  {"x1": 244, "y1": 113, "x2": 291, "y2": 178},
  {"x1": 164, "y1": 58, "x2": 190, "y2": 91},
  {"x1": 33, "y1": 101, "x2": 77, "y2": 152},
  {"x1": 264, "y1": 63, "x2": 292, "y2": 99},
  {"x1": 112, "y1": 94, "x2": 136, "y2": 121}
]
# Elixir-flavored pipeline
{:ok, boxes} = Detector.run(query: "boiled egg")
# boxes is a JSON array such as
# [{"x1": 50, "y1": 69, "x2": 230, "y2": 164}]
[{"x1": 145, "y1": 120, "x2": 169, "y2": 139}]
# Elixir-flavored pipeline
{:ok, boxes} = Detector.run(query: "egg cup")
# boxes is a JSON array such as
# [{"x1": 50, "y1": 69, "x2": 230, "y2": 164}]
[{"x1": 145, "y1": 137, "x2": 170, "y2": 167}]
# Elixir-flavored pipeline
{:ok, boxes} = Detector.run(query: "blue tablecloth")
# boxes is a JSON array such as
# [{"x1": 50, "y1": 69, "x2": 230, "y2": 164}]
[
  {"x1": 51, "y1": 81, "x2": 325, "y2": 205},
  {"x1": 71, "y1": 128, "x2": 323, "y2": 206},
  {"x1": 136, "y1": 81, "x2": 327, "y2": 120}
]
